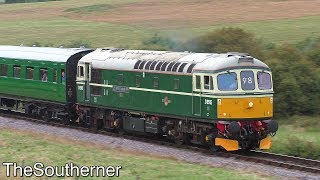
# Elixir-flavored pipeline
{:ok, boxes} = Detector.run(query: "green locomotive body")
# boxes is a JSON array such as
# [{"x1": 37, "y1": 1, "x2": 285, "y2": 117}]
[{"x1": 75, "y1": 48, "x2": 278, "y2": 151}]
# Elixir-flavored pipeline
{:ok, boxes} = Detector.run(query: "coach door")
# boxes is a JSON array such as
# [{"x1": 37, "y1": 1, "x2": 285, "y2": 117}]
[
  {"x1": 83, "y1": 63, "x2": 91, "y2": 101},
  {"x1": 192, "y1": 74, "x2": 202, "y2": 116},
  {"x1": 78, "y1": 63, "x2": 91, "y2": 102}
]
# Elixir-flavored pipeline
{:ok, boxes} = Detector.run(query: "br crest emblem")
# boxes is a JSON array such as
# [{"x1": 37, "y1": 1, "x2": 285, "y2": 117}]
[{"x1": 162, "y1": 96, "x2": 171, "y2": 106}]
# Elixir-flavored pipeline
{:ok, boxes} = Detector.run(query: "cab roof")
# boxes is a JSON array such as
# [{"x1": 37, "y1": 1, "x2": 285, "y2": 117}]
[{"x1": 79, "y1": 48, "x2": 270, "y2": 74}]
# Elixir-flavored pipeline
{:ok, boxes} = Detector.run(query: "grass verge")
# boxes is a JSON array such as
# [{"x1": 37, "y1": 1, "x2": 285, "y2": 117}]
[{"x1": 0, "y1": 128, "x2": 268, "y2": 179}]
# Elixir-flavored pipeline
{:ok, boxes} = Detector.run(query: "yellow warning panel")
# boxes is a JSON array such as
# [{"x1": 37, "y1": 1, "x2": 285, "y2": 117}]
[
  {"x1": 259, "y1": 136, "x2": 272, "y2": 150},
  {"x1": 217, "y1": 96, "x2": 273, "y2": 119},
  {"x1": 215, "y1": 138, "x2": 239, "y2": 151}
]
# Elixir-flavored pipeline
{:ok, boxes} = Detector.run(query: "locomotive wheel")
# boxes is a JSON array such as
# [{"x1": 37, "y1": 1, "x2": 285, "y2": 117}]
[
  {"x1": 61, "y1": 116, "x2": 70, "y2": 125},
  {"x1": 174, "y1": 132, "x2": 188, "y2": 145}
]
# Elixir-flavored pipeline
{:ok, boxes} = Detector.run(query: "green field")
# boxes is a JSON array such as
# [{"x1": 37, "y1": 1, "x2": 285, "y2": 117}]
[
  {"x1": 0, "y1": 129, "x2": 268, "y2": 179},
  {"x1": 0, "y1": 0, "x2": 320, "y2": 48}
]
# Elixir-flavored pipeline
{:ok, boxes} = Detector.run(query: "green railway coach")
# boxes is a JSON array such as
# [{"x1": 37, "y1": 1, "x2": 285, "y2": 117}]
[{"x1": 0, "y1": 45, "x2": 92, "y2": 121}]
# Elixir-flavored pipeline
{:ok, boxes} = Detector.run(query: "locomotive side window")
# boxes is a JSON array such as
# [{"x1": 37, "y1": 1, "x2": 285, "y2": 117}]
[
  {"x1": 204, "y1": 75, "x2": 213, "y2": 90},
  {"x1": 153, "y1": 77, "x2": 159, "y2": 88},
  {"x1": 136, "y1": 75, "x2": 141, "y2": 87},
  {"x1": 26, "y1": 67, "x2": 34, "y2": 80},
  {"x1": 217, "y1": 72, "x2": 238, "y2": 91},
  {"x1": 257, "y1": 72, "x2": 272, "y2": 90},
  {"x1": 91, "y1": 69, "x2": 102, "y2": 95},
  {"x1": 118, "y1": 74, "x2": 124, "y2": 85},
  {"x1": 195, "y1": 75, "x2": 201, "y2": 90},
  {"x1": 0, "y1": 64, "x2": 8, "y2": 76},
  {"x1": 240, "y1": 71, "x2": 255, "y2": 90},
  {"x1": 13, "y1": 66, "x2": 21, "y2": 79},
  {"x1": 174, "y1": 79, "x2": 180, "y2": 90},
  {"x1": 40, "y1": 68, "x2": 48, "y2": 82}
]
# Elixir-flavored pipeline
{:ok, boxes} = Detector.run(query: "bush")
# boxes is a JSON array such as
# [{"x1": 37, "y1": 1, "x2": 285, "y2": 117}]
[
  {"x1": 180, "y1": 27, "x2": 264, "y2": 58},
  {"x1": 284, "y1": 136, "x2": 320, "y2": 160}
]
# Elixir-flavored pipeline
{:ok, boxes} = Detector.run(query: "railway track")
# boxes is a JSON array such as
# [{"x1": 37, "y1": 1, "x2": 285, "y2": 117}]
[{"x1": 1, "y1": 110, "x2": 319, "y2": 175}]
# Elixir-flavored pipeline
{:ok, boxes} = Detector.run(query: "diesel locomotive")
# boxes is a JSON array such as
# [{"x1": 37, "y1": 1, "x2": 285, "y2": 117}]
[{"x1": 0, "y1": 45, "x2": 278, "y2": 151}]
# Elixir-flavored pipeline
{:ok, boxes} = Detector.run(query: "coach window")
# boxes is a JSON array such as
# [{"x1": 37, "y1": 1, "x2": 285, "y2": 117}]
[
  {"x1": 174, "y1": 79, "x2": 180, "y2": 90},
  {"x1": 40, "y1": 68, "x2": 48, "y2": 82},
  {"x1": 61, "y1": 69, "x2": 65, "y2": 83},
  {"x1": 26, "y1": 67, "x2": 34, "y2": 80},
  {"x1": 0, "y1": 64, "x2": 8, "y2": 76},
  {"x1": 153, "y1": 77, "x2": 159, "y2": 89},
  {"x1": 53, "y1": 68, "x2": 57, "y2": 83},
  {"x1": 136, "y1": 75, "x2": 141, "y2": 87},
  {"x1": 118, "y1": 74, "x2": 124, "y2": 85},
  {"x1": 91, "y1": 69, "x2": 102, "y2": 96},
  {"x1": 13, "y1": 66, "x2": 21, "y2": 79},
  {"x1": 204, "y1": 75, "x2": 213, "y2": 90}
]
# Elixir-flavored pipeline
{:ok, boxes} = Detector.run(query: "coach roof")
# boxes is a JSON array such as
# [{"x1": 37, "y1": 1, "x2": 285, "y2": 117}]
[
  {"x1": 79, "y1": 48, "x2": 269, "y2": 73},
  {"x1": 0, "y1": 45, "x2": 90, "y2": 62}
]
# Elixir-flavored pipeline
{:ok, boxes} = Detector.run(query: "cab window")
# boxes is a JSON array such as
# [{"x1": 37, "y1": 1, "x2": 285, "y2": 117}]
[
  {"x1": 78, "y1": 66, "x2": 84, "y2": 78},
  {"x1": 204, "y1": 75, "x2": 213, "y2": 90},
  {"x1": 240, "y1": 71, "x2": 255, "y2": 90},
  {"x1": 217, "y1": 72, "x2": 238, "y2": 91},
  {"x1": 195, "y1": 75, "x2": 201, "y2": 90},
  {"x1": 257, "y1": 72, "x2": 272, "y2": 90}
]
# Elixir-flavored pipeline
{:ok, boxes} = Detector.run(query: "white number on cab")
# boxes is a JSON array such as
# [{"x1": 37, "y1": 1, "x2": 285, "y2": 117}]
[{"x1": 204, "y1": 99, "x2": 212, "y2": 105}]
